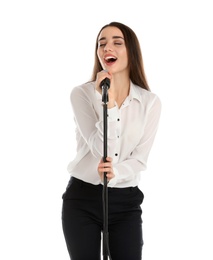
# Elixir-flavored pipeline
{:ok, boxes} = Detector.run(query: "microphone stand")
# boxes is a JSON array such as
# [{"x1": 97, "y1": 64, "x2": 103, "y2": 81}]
[{"x1": 101, "y1": 81, "x2": 111, "y2": 260}]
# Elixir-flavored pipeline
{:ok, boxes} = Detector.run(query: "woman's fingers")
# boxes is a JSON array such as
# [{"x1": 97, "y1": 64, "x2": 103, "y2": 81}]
[{"x1": 98, "y1": 157, "x2": 115, "y2": 181}]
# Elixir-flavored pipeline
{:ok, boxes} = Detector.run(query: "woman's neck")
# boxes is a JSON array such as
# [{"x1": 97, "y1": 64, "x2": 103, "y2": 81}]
[{"x1": 112, "y1": 74, "x2": 130, "y2": 108}]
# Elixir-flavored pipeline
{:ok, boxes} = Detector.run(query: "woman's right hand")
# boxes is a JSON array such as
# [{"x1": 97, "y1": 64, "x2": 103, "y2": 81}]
[
  {"x1": 95, "y1": 70, "x2": 115, "y2": 108},
  {"x1": 95, "y1": 70, "x2": 111, "y2": 93}
]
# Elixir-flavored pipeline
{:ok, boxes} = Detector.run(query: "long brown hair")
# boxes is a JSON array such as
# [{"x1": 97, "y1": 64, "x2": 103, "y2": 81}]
[{"x1": 91, "y1": 22, "x2": 150, "y2": 91}]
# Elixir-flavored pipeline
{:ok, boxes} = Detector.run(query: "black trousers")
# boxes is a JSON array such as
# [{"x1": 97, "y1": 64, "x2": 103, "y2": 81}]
[{"x1": 62, "y1": 177, "x2": 144, "y2": 260}]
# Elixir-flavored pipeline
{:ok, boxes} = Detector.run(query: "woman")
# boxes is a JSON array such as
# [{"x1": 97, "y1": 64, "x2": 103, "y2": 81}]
[{"x1": 62, "y1": 21, "x2": 161, "y2": 260}]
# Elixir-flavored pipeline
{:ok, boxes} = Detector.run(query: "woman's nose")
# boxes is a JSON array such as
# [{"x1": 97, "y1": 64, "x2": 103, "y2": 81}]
[{"x1": 104, "y1": 43, "x2": 113, "y2": 52}]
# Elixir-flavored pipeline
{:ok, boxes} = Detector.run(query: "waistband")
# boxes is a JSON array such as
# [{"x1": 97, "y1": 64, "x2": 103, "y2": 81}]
[{"x1": 71, "y1": 177, "x2": 138, "y2": 193}]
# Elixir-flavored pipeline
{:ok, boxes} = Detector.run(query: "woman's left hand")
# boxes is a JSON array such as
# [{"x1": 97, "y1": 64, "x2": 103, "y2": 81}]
[{"x1": 97, "y1": 157, "x2": 115, "y2": 182}]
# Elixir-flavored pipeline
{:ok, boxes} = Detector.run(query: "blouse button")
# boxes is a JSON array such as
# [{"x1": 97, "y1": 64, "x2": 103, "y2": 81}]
[{"x1": 115, "y1": 153, "x2": 118, "y2": 156}]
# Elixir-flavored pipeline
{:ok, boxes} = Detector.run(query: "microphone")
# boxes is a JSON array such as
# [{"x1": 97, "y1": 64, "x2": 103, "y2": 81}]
[
  {"x1": 100, "y1": 77, "x2": 110, "y2": 90},
  {"x1": 100, "y1": 78, "x2": 110, "y2": 103}
]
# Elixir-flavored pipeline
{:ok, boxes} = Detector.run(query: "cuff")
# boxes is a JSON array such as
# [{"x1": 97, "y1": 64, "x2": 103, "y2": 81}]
[{"x1": 108, "y1": 167, "x2": 119, "y2": 187}]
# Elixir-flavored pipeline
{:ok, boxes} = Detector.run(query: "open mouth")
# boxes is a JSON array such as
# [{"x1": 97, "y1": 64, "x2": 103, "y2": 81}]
[{"x1": 104, "y1": 56, "x2": 117, "y2": 64}]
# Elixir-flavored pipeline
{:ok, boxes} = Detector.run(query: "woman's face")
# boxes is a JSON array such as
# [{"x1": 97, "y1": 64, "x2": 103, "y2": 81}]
[{"x1": 97, "y1": 26, "x2": 129, "y2": 75}]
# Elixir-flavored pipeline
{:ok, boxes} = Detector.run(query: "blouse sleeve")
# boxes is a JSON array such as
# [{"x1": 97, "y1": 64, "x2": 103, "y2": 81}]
[
  {"x1": 109, "y1": 95, "x2": 162, "y2": 187},
  {"x1": 70, "y1": 85, "x2": 118, "y2": 158}
]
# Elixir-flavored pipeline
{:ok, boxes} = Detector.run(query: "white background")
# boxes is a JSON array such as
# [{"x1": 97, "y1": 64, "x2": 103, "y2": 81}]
[{"x1": 0, "y1": 0, "x2": 213, "y2": 259}]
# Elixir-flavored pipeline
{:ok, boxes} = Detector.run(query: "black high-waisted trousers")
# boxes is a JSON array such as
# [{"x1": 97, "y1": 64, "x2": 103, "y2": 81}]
[{"x1": 62, "y1": 177, "x2": 144, "y2": 260}]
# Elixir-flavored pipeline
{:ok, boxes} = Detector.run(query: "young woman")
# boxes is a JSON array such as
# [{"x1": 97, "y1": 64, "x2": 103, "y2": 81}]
[{"x1": 62, "y1": 21, "x2": 161, "y2": 260}]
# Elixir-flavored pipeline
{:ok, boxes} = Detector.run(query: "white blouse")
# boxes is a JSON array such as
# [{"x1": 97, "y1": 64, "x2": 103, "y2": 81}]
[{"x1": 67, "y1": 81, "x2": 161, "y2": 188}]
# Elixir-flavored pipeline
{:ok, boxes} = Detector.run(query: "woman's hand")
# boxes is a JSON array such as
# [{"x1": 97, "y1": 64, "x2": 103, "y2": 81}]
[
  {"x1": 95, "y1": 70, "x2": 111, "y2": 93},
  {"x1": 95, "y1": 70, "x2": 115, "y2": 108},
  {"x1": 97, "y1": 157, "x2": 115, "y2": 182}
]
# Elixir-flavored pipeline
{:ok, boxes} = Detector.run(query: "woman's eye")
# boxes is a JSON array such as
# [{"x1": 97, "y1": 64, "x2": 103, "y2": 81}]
[
  {"x1": 114, "y1": 42, "x2": 122, "y2": 45},
  {"x1": 99, "y1": 43, "x2": 106, "y2": 47}
]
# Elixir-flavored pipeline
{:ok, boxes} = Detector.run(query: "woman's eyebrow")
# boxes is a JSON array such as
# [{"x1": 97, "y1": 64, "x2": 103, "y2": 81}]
[{"x1": 98, "y1": 36, "x2": 124, "y2": 41}]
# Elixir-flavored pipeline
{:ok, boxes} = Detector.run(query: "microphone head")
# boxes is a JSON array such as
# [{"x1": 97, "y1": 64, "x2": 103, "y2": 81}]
[{"x1": 100, "y1": 77, "x2": 110, "y2": 89}]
